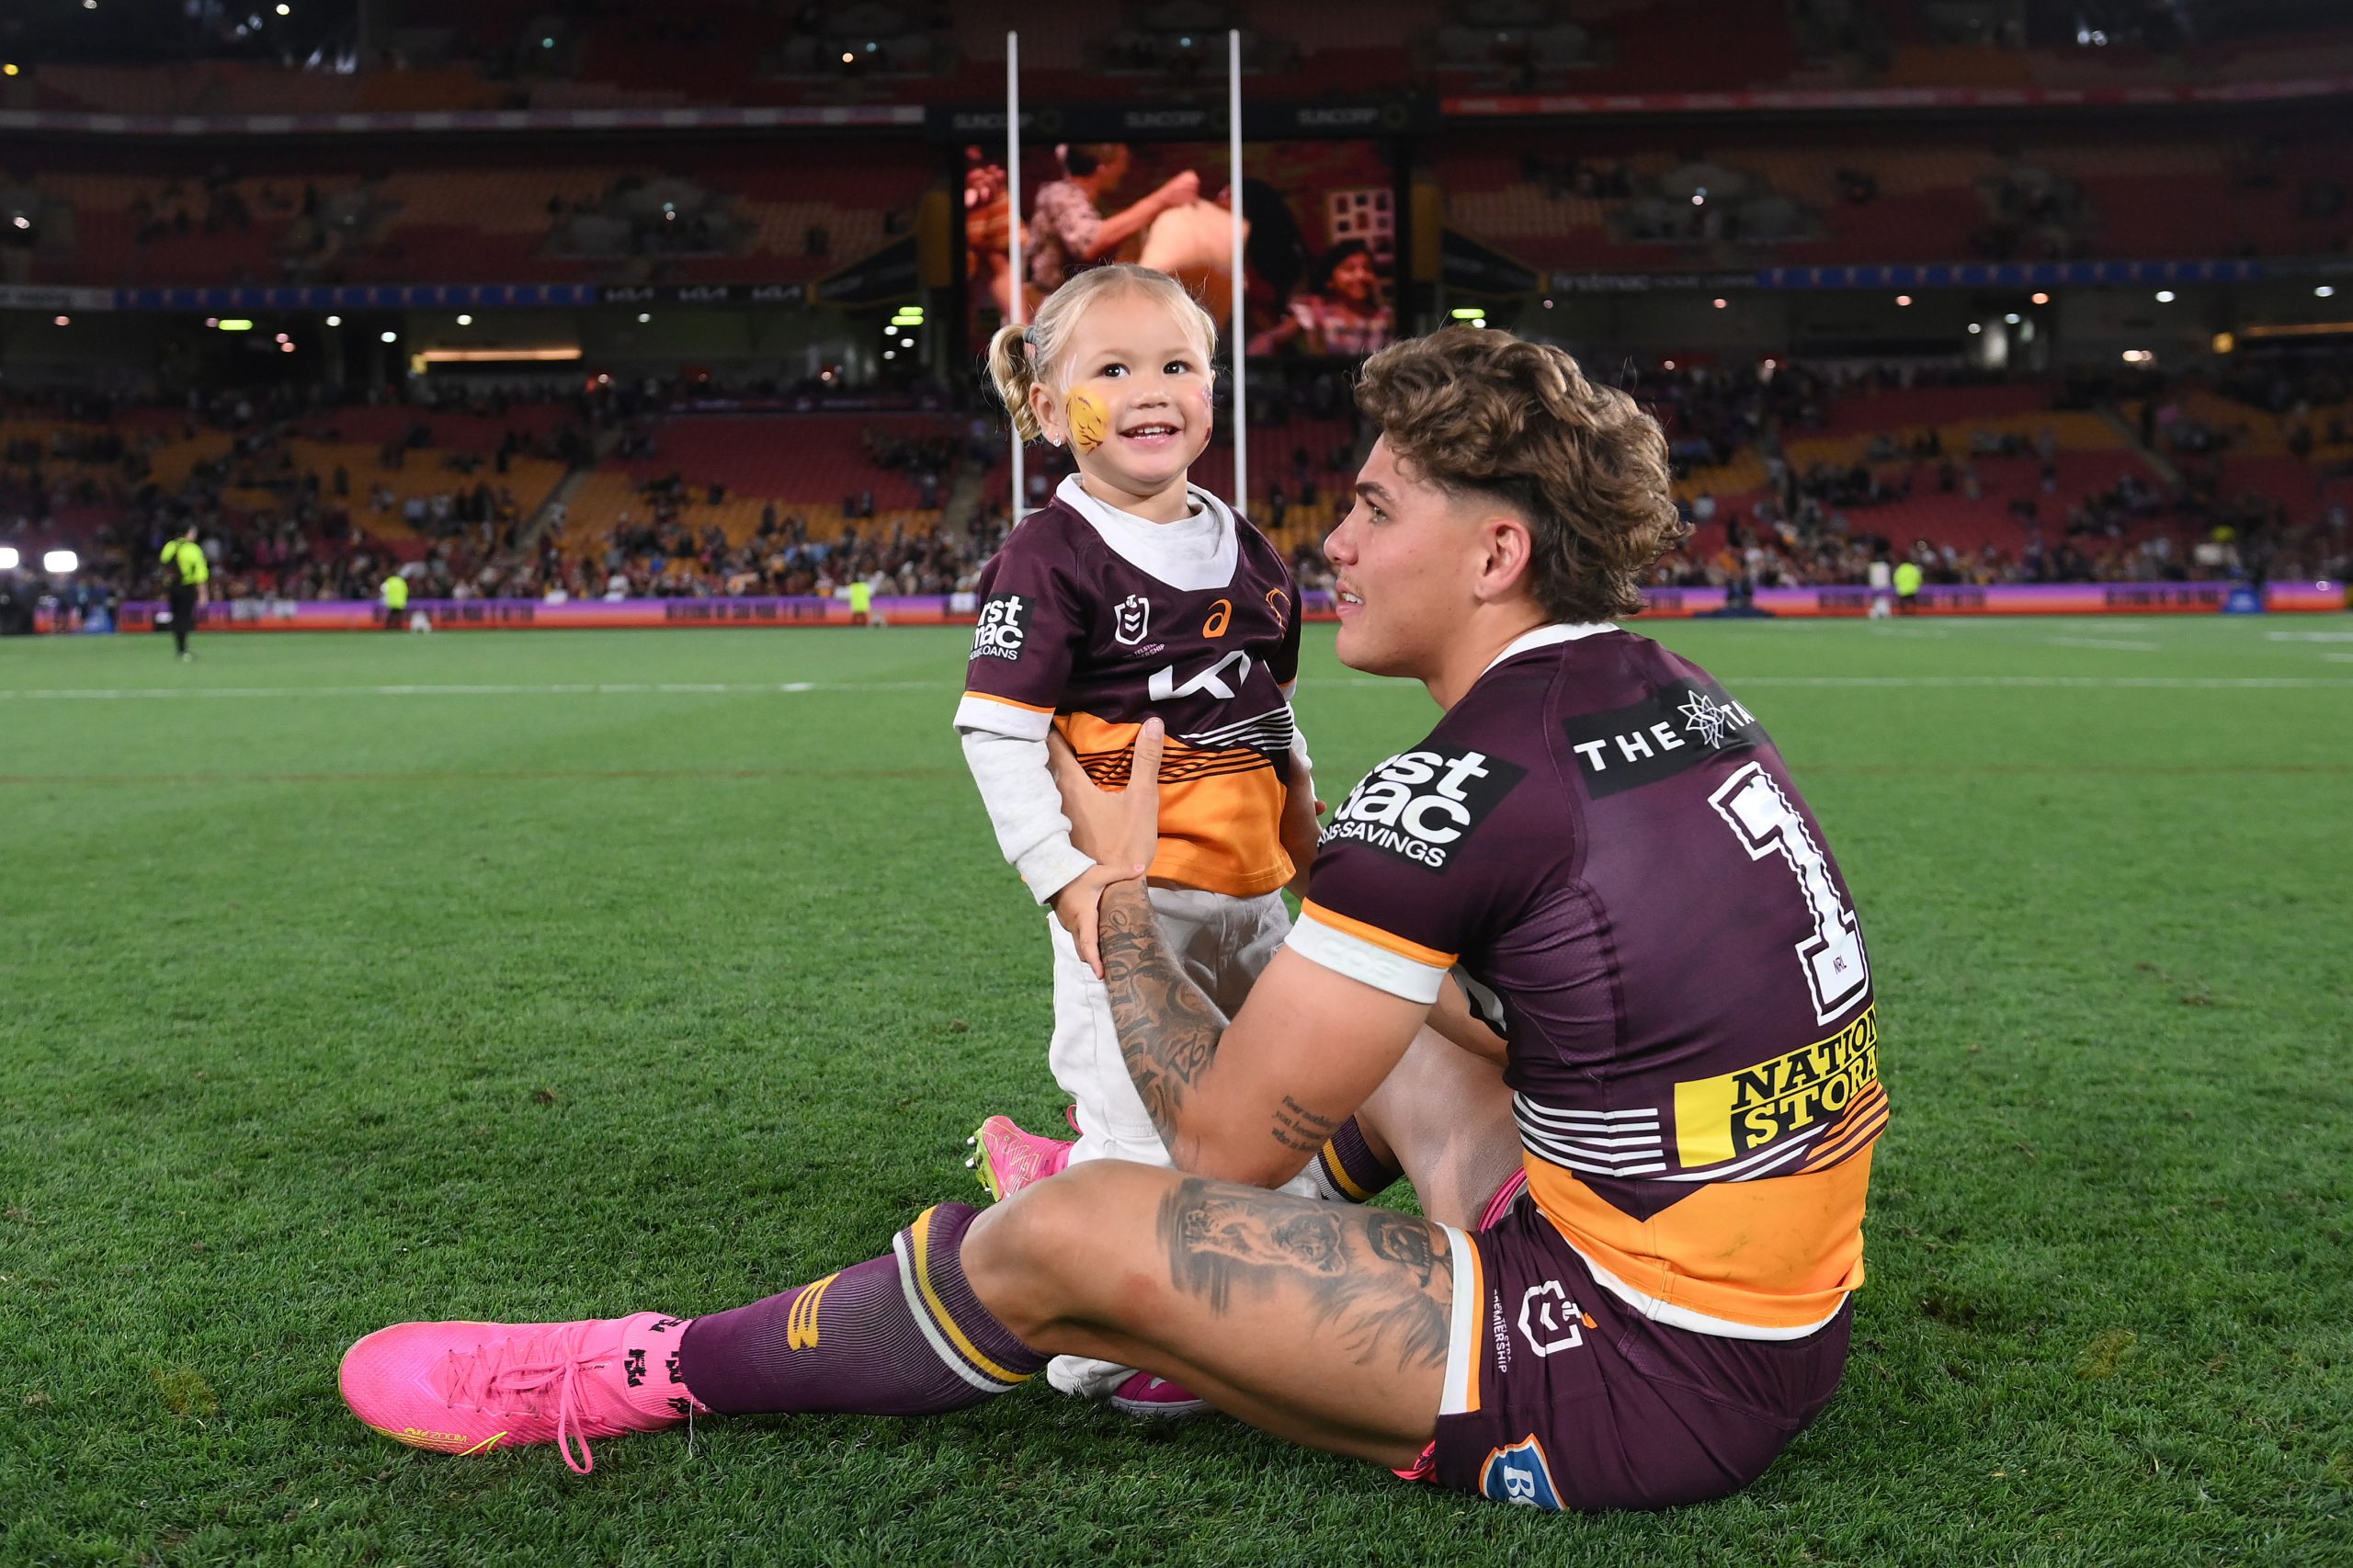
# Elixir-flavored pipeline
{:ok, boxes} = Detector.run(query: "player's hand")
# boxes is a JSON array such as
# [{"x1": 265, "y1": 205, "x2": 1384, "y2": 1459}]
[
  {"x1": 1279, "y1": 744, "x2": 1326, "y2": 899},
  {"x1": 1156, "y1": 171, "x2": 1200, "y2": 210},
  {"x1": 1051, "y1": 864, "x2": 1134, "y2": 980},
  {"x1": 1046, "y1": 719, "x2": 1164, "y2": 876}
]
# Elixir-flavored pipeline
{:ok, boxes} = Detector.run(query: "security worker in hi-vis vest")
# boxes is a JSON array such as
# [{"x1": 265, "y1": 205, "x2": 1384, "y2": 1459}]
[
  {"x1": 381, "y1": 570, "x2": 410, "y2": 631},
  {"x1": 159, "y1": 522, "x2": 209, "y2": 661}
]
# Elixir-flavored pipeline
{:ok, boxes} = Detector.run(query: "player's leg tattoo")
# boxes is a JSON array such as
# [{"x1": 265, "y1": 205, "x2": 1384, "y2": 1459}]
[{"x1": 1158, "y1": 1179, "x2": 1452, "y2": 1375}]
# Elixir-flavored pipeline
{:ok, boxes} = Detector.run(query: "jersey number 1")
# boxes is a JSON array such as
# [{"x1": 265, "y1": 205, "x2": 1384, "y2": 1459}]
[{"x1": 1709, "y1": 762, "x2": 1870, "y2": 1025}]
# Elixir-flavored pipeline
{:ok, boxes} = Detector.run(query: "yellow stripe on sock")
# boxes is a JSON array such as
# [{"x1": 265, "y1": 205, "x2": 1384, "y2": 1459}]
[
  {"x1": 909, "y1": 1207, "x2": 1030, "y2": 1386},
  {"x1": 789, "y1": 1272, "x2": 837, "y2": 1350},
  {"x1": 1319, "y1": 1142, "x2": 1374, "y2": 1201}
]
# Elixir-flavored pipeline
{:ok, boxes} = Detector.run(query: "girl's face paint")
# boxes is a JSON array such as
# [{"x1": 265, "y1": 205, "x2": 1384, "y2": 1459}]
[{"x1": 1066, "y1": 386, "x2": 1111, "y2": 454}]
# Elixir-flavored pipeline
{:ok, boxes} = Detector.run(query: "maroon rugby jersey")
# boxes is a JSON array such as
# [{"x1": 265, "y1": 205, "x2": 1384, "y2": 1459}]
[
  {"x1": 955, "y1": 476, "x2": 1302, "y2": 898},
  {"x1": 1290, "y1": 624, "x2": 1883, "y2": 1335}
]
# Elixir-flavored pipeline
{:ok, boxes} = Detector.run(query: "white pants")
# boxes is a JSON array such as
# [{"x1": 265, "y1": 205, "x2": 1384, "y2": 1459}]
[{"x1": 1043, "y1": 884, "x2": 1324, "y2": 1198}]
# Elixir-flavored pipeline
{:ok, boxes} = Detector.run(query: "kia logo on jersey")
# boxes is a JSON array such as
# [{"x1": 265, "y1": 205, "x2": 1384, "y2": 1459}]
[{"x1": 1322, "y1": 747, "x2": 1526, "y2": 870}]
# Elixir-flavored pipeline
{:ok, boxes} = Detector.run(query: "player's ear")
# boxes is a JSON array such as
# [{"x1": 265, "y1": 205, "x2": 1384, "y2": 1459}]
[{"x1": 1473, "y1": 513, "x2": 1535, "y2": 605}]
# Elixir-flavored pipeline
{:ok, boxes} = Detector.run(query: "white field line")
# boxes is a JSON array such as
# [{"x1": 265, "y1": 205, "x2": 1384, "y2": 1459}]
[
  {"x1": 2268, "y1": 631, "x2": 2353, "y2": 642},
  {"x1": 6, "y1": 675, "x2": 2353, "y2": 702},
  {"x1": 2041, "y1": 636, "x2": 2161, "y2": 652}
]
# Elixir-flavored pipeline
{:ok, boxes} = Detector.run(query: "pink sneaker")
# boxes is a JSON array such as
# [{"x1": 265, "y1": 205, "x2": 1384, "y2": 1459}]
[
  {"x1": 340, "y1": 1311, "x2": 705, "y2": 1474},
  {"x1": 1108, "y1": 1370, "x2": 1210, "y2": 1420},
  {"x1": 964, "y1": 1114, "x2": 1073, "y2": 1202}
]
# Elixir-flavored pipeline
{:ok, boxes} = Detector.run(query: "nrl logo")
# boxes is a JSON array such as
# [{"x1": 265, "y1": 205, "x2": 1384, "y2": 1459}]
[{"x1": 1113, "y1": 593, "x2": 1151, "y2": 646}]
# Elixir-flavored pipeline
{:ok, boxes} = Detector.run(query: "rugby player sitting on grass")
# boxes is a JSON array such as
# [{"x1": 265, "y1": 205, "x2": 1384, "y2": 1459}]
[{"x1": 340, "y1": 328, "x2": 1887, "y2": 1513}]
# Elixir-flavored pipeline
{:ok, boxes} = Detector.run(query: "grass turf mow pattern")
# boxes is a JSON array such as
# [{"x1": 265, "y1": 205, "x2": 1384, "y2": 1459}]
[{"x1": 2, "y1": 617, "x2": 2348, "y2": 1566}]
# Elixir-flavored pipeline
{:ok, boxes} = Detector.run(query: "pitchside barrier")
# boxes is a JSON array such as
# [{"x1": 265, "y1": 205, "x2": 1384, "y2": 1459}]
[{"x1": 50, "y1": 579, "x2": 2349, "y2": 634}]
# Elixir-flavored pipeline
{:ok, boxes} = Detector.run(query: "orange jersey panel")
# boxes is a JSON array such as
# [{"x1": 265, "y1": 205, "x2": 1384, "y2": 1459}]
[
  {"x1": 1059, "y1": 711, "x2": 1291, "y2": 898},
  {"x1": 1524, "y1": 1146, "x2": 1873, "y2": 1333}
]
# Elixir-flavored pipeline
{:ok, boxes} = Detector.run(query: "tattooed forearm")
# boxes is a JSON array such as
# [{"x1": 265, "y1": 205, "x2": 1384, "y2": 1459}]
[
  {"x1": 1158, "y1": 1179, "x2": 1454, "y2": 1373},
  {"x1": 1097, "y1": 882, "x2": 1226, "y2": 1150},
  {"x1": 1269, "y1": 1096, "x2": 1341, "y2": 1155}
]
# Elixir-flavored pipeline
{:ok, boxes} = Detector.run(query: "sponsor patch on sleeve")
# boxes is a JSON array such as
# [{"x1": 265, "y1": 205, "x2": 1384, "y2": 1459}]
[
  {"x1": 1560, "y1": 681, "x2": 1766, "y2": 797},
  {"x1": 970, "y1": 593, "x2": 1034, "y2": 663},
  {"x1": 1320, "y1": 747, "x2": 1526, "y2": 871}
]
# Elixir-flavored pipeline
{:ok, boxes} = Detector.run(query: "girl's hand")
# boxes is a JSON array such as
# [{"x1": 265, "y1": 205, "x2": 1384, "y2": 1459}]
[{"x1": 1051, "y1": 863, "x2": 1139, "y2": 980}]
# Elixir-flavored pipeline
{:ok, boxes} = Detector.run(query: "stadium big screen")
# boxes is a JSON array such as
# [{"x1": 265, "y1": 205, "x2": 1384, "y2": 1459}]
[{"x1": 965, "y1": 137, "x2": 1399, "y2": 363}]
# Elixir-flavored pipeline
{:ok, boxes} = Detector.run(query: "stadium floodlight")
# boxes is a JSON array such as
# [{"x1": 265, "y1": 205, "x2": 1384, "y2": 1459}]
[
  {"x1": 1968, "y1": 322, "x2": 1983, "y2": 334},
  {"x1": 217, "y1": 318, "x2": 254, "y2": 331},
  {"x1": 325, "y1": 313, "x2": 341, "y2": 325},
  {"x1": 44, "y1": 550, "x2": 78, "y2": 574},
  {"x1": 3, "y1": 63, "x2": 18, "y2": 75},
  {"x1": 1894, "y1": 295, "x2": 1912, "y2": 307},
  {"x1": 1711, "y1": 298, "x2": 1727, "y2": 310},
  {"x1": 53, "y1": 314, "x2": 69, "y2": 326},
  {"x1": 280, "y1": 342, "x2": 295, "y2": 353},
  {"x1": 883, "y1": 349, "x2": 896, "y2": 359},
  {"x1": 637, "y1": 312, "x2": 651, "y2": 324},
  {"x1": 380, "y1": 330, "x2": 396, "y2": 343},
  {"x1": 0, "y1": 546, "x2": 18, "y2": 569},
  {"x1": 2318, "y1": 286, "x2": 2337, "y2": 299},
  {"x1": 900, "y1": 336, "x2": 914, "y2": 347},
  {"x1": 2005, "y1": 312, "x2": 2021, "y2": 324},
  {"x1": 2031, "y1": 291, "x2": 2051, "y2": 304},
  {"x1": 277, "y1": 2, "x2": 290, "y2": 11},
  {"x1": 11, "y1": 215, "x2": 28, "y2": 229},
  {"x1": 2154, "y1": 290, "x2": 2176, "y2": 303},
  {"x1": 456, "y1": 313, "x2": 472, "y2": 325}
]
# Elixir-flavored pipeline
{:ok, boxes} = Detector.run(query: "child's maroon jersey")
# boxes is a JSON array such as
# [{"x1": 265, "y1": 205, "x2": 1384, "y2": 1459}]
[
  {"x1": 1290, "y1": 625, "x2": 1884, "y2": 1336},
  {"x1": 955, "y1": 478, "x2": 1302, "y2": 898}
]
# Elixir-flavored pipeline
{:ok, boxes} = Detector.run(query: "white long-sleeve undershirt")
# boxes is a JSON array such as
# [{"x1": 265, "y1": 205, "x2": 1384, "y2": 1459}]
[{"x1": 960, "y1": 726, "x2": 1097, "y2": 905}]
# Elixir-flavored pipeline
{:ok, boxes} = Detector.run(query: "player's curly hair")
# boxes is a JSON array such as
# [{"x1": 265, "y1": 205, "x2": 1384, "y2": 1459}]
[
  {"x1": 1354, "y1": 328, "x2": 1687, "y2": 621},
  {"x1": 985, "y1": 264, "x2": 1220, "y2": 444}
]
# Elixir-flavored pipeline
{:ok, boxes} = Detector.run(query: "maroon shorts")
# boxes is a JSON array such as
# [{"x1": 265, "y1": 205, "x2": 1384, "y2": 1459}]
[{"x1": 1404, "y1": 1175, "x2": 1850, "y2": 1512}]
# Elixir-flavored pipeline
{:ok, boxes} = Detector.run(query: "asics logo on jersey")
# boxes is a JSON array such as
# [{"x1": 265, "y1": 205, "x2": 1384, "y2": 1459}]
[
  {"x1": 1147, "y1": 649, "x2": 1252, "y2": 701},
  {"x1": 1323, "y1": 747, "x2": 1525, "y2": 869},
  {"x1": 1112, "y1": 594, "x2": 1151, "y2": 646},
  {"x1": 971, "y1": 594, "x2": 1032, "y2": 662}
]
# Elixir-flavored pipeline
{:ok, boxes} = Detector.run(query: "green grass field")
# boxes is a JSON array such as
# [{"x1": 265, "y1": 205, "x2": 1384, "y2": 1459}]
[{"x1": 4, "y1": 615, "x2": 2349, "y2": 1566}]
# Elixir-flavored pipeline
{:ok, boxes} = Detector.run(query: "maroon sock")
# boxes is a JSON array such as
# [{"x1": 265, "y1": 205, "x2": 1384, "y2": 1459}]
[
  {"x1": 1315, "y1": 1117, "x2": 1403, "y2": 1203},
  {"x1": 674, "y1": 1202, "x2": 1044, "y2": 1416}
]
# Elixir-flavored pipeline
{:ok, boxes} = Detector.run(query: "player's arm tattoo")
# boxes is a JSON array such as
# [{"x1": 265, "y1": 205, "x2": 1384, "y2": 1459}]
[
  {"x1": 1096, "y1": 882, "x2": 1225, "y2": 1151},
  {"x1": 1269, "y1": 1096, "x2": 1341, "y2": 1155},
  {"x1": 1158, "y1": 1179, "x2": 1452, "y2": 1373}
]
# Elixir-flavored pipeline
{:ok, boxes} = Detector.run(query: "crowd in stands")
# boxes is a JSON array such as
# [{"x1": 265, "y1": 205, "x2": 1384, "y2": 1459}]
[{"x1": 8, "y1": 348, "x2": 2349, "y2": 627}]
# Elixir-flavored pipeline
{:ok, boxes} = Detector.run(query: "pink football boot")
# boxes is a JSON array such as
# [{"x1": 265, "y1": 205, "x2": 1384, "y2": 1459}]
[
  {"x1": 1108, "y1": 1370, "x2": 1211, "y2": 1419},
  {"x1": 964, "y1": 1114, "x2": 1074, "y2": 1202},
  {"x1": 340, "y1": 1311, "x2": 705, "y2": 1474}
]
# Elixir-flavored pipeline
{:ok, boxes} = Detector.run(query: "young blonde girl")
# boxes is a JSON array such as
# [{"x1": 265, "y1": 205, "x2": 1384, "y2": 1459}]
[{"x1": 956, "y1": 268, "x2": 1345, "y2": 1414}]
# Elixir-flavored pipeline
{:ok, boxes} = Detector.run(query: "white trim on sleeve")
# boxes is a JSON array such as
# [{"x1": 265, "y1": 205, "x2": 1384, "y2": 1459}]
[
  {"x1": 1285, "y1": 909, "x2": 1449, "y2": 1005},
  {"x1": 954, "y1": 691, "x2": 1055, "y2": 742}
]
